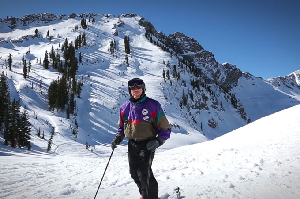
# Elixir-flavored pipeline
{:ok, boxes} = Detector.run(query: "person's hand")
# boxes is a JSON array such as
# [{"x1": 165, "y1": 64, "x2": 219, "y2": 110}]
[
  {"x1": 146, "y1": 137, "x2": 165, "y2": 152},
  {"x1": 111, "y1": 134, "x2": 124, "y2": 150}
]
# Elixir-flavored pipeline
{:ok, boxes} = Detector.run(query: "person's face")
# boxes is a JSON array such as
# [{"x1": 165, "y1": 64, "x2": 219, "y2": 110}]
[{"x1": 130, "y1": 86, "x2": 143, "y2": 99}]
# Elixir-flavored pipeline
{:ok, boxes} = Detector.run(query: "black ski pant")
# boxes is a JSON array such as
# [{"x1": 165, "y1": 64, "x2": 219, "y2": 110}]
[{"x1": 128, "y1": 139, "x2": 158, "y2": 199}]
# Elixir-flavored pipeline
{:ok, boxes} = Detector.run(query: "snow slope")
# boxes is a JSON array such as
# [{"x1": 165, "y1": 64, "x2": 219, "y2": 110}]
[
  {"x1": 0, "y1": 14, "x2": 209, "y2": 148},
  {"x1": 1, "y1": 104, "x2": 300, "y2": 199},
  {"x1": 1, "y1": 13, "x2": 300, "y2": 198},
  {"x1": 233, "y1": 74, "x2": 300, "y2": 122},
  {"x1": 266, "y1": 69, "x2": 300, "y2": 101}
]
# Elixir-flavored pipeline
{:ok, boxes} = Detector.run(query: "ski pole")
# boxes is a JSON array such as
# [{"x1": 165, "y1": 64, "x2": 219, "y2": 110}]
[{"x1": 94, "y1": 148, "x2": 115, "y2": 199}]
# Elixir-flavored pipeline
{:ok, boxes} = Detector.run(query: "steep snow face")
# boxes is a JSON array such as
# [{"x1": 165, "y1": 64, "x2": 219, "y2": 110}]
[
  {"x1": 232, "y1": 73, "x2": 300, "y2": 122},
  {"x1": 0, "y1": 13, "x2": 209, "y2": 150},
  {"x1": 266, "y1": 69, "x2": 300, "y2": 101},
  {"x1": 0, "y1": 103, "x2": 299, "y2": 199}
]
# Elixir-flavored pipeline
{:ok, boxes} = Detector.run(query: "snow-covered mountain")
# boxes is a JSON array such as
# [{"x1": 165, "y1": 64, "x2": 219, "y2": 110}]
[
  {"x1": 1, "y1": 12, "x2": 300, "y2": 199},
  {"x1": 266, "y1": 70, "x2": 300, "y2": 100},
  {"x1": 0, "y1": 12, "x2": 299, "y2": 148},
  {"x1": 0, "y1": 13, "x2": 299, "y2": 147}
]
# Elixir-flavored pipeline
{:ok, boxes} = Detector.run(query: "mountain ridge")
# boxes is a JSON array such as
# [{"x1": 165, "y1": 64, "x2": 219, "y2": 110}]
[{"x1": 0, "y1": 12, "x2": 299, "y2": 149}]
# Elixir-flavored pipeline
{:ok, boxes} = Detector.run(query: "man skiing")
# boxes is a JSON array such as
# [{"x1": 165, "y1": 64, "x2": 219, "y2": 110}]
[{"x1": 111, "y1": 78, "x2": 171, "y2": 199}]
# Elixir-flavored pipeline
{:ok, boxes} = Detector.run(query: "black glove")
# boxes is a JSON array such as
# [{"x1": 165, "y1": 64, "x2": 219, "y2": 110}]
[
  {"x1": 111, "y1": 134, "x2": 125, "y2": 150},
  {"x1": 146, "y1": 137, "x2": 165, "y2": 152}
]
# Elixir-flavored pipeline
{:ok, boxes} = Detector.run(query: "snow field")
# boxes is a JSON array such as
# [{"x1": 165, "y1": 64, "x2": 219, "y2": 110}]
[{"x1": 1, "y1": 104, "x2": 300, "y2": 198}]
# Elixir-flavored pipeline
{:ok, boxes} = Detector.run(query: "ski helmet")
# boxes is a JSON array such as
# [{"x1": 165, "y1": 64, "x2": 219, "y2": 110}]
[{"x1": 128, "y1": 78, "x2": 146, "y2": 95}]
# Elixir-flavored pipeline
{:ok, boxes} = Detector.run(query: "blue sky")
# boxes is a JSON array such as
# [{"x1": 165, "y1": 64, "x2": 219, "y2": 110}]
[{"x1": 0, "y1": 0, "x2": 299, "y2": 79}]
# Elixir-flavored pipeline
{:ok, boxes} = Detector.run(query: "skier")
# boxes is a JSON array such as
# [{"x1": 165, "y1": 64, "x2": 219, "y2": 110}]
[{"x1": 111, "y1": 78, "x2": 171, "y2": 199}]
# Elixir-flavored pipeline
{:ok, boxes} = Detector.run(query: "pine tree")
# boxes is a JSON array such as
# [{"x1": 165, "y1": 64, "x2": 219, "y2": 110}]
[
  {"x1": 58, "y1": 76, "x2": 68, "y2": 110},
  {"x1": 48, "y1": 76, "x2": 68, "y2": 111},
  {"x1": 49, "y1": 46, "x2": 57, "y2": 69},
  {"x1": 18, "y1": 108, "x2": 31, "y2": 149},
  {"x1": 166, "y1": 70, "x2": 170, "y2": 80},
  {"x1": 177, "y1": 72, "x2": 180, "y2": 81},
  {"x1": 47, "y1": 134, "x2": 52, "y2": 152},
  {"x1": 8, "y1": 54, "x2": 12, "y2": 71},
  {"x1": 69, "y1": 93, "x2": 75, "y2": 114},
  {"x1": 82, "y1": 33, "x2": 87, "y2": 46},
  {"x1": 22, "y1": 56, "x2": 27, "y2": 79},
  {"x1": 35, "y1": 29, "x2": 38, "y2": 37},
  {"x1": 37, "y1": 127, "x2": 41, "y2": 137},
  {"x1": 182, "y1": 90, "x2": 188, "y2": 106},
  {"x1": 76, "y1": 80, "x2": 83, "y2": 98},
  {"x1": 75, "y1": 119, "x2": 78, "y2": 130},
  {"x1": 39, "y1": 79, "x2": 43, "y2": 91},
  {"x1": 72, "y1": 128, "x2": 77, "y2": 137},
  {"x1": 79, "y1": 52, "x2": 82, "y2": 63},
  {"x1": 173, "y1": 65, "x2": 177, "y2": 78},
  {"x1": 68, "y1": 42, "x2": 78, "y2": 79},
  {"x1": 66, "y1": 106, "x2": 70, "y2": 119},
  {"x1": 81, "y1": 18, "x2": 87, "y2": 29},
  {"x1": 109, "y1": 39, "x2": 116, "y2": 54},
  {"x1": 73, "y1": 119, "x2": 79, "y2": 138},
  {"x1": 28, "y1": 59, "x2": 31, "y2": 74},
  {"x1": 48, "y1": 79, "x2": 59, "y2": 111},
  {"x1": 56, "y1": 52, "x2": 61, "y2": 66},
  {"x1": 49, "y1": 46, "x2": 55, "y2": 59},
  {"x1": 1, "y1": 72, "x2": 11, "y2": 141},
  {"x1": 62, "y1": 38, "x2": 68, "y2": 55},
  {"x1": 125, "y1": 55, "x2": 129, "y2": 67},
  {"x1": 189, "y1": 90, "x2": 194, "y2": 101},
  {"x1": 47, "y1": 127, "x2": 55, "y2": 152},
  {"x1": 58, "y1": 60, "x2": 63, "y2": 73},
  {"x1": 75, "y1": 37, "x2": 79, "y2": 50},
  {"x1": 78, "y1": 34, "x2": 82, "y2": 48},
  {"x1": 43, "y1": 50, "x2": 50, "y2": 69},
  {"x1": 0, "y1": 72, "x2": 10, "y2": 125},
  {"x1": 124, "y1": 36, "x2": 130, "y2": 54}
]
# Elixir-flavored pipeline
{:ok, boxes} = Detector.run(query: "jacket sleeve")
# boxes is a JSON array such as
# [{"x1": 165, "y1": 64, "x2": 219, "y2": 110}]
[
  {"x1": 155, "y1": 103, "x2": 171, "y2": 140},
  {"x1": 116, "y1": 110, "x2": 125, "y2": 136}
]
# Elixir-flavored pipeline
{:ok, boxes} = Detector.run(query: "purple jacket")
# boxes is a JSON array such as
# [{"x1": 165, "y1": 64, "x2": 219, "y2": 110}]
[{"x1": 117, "y1": 95, "x2": 171, "y2": 141}]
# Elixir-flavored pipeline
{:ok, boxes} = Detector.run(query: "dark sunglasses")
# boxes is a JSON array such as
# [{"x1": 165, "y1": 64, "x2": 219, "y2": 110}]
[
  {"x1": 128, "y1": 79, "x2": 145, "y2": 89},
  {"x1": 128, "y1": 84, "x2": 144, "y2": 90}
]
